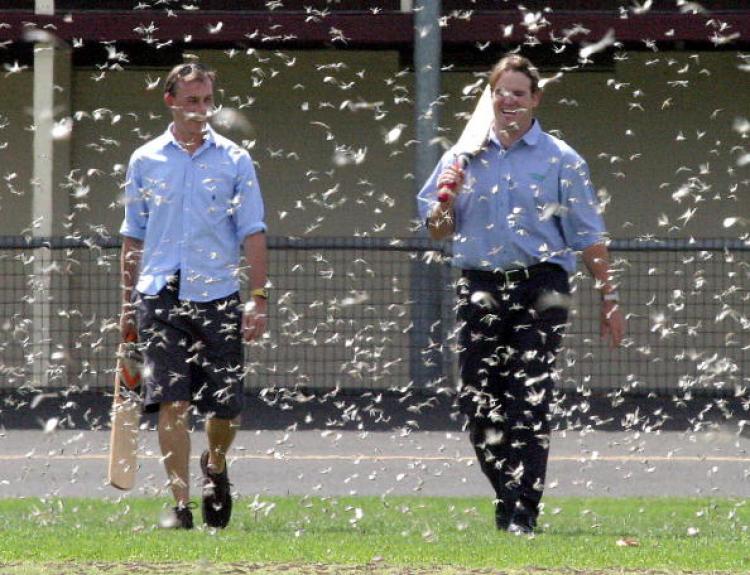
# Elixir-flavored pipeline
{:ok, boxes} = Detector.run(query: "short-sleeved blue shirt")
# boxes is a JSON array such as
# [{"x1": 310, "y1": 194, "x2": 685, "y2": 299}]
[
  {"x1": 417, "y1": 120, "x2": 606, "y2": 274},
  {"x1": 120, "y1": 125, "x2": 266, "y2": 301}
]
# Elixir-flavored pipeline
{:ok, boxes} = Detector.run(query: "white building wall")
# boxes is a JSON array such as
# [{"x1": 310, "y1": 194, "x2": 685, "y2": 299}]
[{"x1": 0, "y1": 50, "x2": 747, "y2": 240}]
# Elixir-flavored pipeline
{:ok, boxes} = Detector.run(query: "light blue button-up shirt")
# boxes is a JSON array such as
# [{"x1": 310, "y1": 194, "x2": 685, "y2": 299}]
[
  {"x1": 120, "y1": 125, "x2": 266, "y2": 302},
  {"x1": 417, "y1": 120, "x2": 606, "y2": 274}
]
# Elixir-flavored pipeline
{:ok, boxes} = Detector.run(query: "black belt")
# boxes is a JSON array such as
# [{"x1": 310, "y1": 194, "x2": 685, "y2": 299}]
[{"x1": 462, "y1": 263, "x2": 563, "y2": 285}]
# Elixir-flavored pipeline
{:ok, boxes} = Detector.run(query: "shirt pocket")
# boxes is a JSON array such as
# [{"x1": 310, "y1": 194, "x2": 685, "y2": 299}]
[
  {"x1": 459, "y1": 167, "x2": 506, "y2": 233},
  {"x1": 197, "y1": 169, "x2": 236, "y2": 224},
  {"x1": 530, "y1": 166, "x2": 563, "y2": 223},
  {"x1": 140, "y1": 161, "x2": 181, "y2": 211}
]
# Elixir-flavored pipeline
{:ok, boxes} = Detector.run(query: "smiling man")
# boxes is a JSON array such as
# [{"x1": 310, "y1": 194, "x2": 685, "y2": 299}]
[
  {"x1": 120, "y1": 62, "x2": 268, "y2": 529},
  {"x1": 417, "y1": 54, "x2": 625, "y2": 534}
]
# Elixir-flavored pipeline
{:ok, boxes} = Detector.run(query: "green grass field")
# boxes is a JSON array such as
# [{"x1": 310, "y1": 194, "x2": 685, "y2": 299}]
[{"x1": 0, "y1": 496, "x2": 748, "y2": 574}]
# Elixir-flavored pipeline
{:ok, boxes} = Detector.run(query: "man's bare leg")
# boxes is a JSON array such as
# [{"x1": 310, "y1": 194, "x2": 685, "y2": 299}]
[
  {"x1": 158, "y1": 400, "x2": 192, "y2": 506},
  {"x1": 205, "y1": 416, "x2": 240, "y2": 473}
]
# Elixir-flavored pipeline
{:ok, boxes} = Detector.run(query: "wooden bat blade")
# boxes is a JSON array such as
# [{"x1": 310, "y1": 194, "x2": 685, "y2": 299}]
[
  {"x1": 454, "y1": 84, "x2": 493, "y2": 159},
  {"x1": 436, "y1": 85, "x2": 494, "y2": 202},
  {"x1": 108, "y1": 344, "x2": 141, "y2": 491}
]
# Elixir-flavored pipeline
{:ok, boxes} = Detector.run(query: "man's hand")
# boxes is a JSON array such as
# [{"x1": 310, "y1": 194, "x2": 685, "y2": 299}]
[
  {"x1": 437, "y1": 164, "x2": 465, "y2": 200},
  {"x1": 427, "y1": 165, "x2": 465, "y2": 240},
  {"x1": 243, "y1": 298, "x2": 267, "y2": 342},
  {"x1": 600, "y1": 300, "x2": 625, "y2": 348},
  {"x1": 120, "y1": 303, "x2": 138, "y2": 343}
]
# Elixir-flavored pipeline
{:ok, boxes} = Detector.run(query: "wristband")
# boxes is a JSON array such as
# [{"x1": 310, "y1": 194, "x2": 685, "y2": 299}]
[{"x1": 250, "y1": 287, "x2": 268, "y2": 300}]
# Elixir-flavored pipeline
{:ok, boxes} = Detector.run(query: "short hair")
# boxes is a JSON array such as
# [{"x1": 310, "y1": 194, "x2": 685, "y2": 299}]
[
  {"x1": 489, "y1": 54, "x2": 541, "y2": 93},
  {"x1": 164, "y1": 62, "x2": 216, "y2": 96}
]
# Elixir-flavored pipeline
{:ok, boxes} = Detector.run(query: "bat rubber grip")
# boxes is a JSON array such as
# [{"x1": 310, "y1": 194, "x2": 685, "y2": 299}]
[
  {"x1": 437, "y1": 155, "x2": 471, "y2": 203},
  {"x1": 437, "y1": 177, "x2": 458, "y2": 203},
  {"x1": 437, "y1": 189, "x2": 455, "y2": 203}
]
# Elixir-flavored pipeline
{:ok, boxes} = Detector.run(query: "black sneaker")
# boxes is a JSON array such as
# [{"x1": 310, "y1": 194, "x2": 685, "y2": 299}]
[
  {"x1": 175, "y1": 505, "x2": 195, "y2": 529},
  {"x1": 200, "y1": 450, "x2": 233, "y2": 528},
  {"x1": 160, "y1": 503, "x2": 194, "y2": 529},
  {"x1": 508, "y1": 520, "x2": 535, "y2": 535},
  {"x1": 508, "y1": 504, "x2": 537, "y2": 535},
  {"x1": 494, "y1": 498, "x2": 515, "y2": 531}
]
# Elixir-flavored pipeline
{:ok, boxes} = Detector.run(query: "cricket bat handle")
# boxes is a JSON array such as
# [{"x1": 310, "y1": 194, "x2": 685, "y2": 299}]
[{"x1": 437, "y1": 154, "x2": 472, "y2": 203}]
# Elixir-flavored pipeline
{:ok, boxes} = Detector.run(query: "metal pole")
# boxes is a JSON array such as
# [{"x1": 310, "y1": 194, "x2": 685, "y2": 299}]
[
  {"x1": 410, "y1": 0, "x2": 445, "y2": 392},
  {"x1": 32, "y1": 0, "x2": 70, "y2": 388},
  {"x1": 32, "y1": 45, "x2": 54, "y2": 388},
  {"x1": 413, "y1": 0, "x2": 442, "y2": 189}
]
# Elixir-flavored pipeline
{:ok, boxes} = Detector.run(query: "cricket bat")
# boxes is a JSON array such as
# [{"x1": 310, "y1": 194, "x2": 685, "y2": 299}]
[
  {"x1": 108, "y1": 341, "x2": 143, "y2": 491},
  {"x1": 437, "y1": 84, "x2": 494, "y2": 202}
]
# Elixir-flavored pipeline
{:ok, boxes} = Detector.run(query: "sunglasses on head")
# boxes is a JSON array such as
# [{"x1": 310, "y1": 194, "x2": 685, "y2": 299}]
[
  {"x1": 177, "y1": 62, "x2": 208, "y2": 77},
  {"x1": 166, "y1": 62, "x2": 211, "y2": 94}
]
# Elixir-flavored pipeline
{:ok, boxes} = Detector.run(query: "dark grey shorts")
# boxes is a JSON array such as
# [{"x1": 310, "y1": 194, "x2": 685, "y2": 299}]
[{"x1": 134, "y1": 279, "x2": 244, "y2": 419}]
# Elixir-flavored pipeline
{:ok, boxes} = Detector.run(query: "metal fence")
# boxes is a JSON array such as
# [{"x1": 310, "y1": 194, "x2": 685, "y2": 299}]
[{"x1": 0, "y1": 236, "x2": 747, "y2": 396}]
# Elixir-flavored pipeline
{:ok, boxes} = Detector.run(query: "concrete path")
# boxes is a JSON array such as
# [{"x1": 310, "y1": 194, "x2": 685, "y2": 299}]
[{"x1": 2, "y1": 426, "x2": 749, "y2": 499}]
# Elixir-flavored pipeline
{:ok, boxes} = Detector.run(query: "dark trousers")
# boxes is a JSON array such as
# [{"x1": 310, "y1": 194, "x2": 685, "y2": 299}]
[{"x1": 456, "y1": 264, "x2": 570, "y2": 525}]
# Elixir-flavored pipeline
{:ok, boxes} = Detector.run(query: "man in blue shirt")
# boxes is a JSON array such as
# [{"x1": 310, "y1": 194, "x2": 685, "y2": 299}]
[
  {"x1": 120, "y1": 62, "x2": 268, "y2": 529},
  {"x1": 418, "y1": 55, "x2": 625, "y2": 534}
]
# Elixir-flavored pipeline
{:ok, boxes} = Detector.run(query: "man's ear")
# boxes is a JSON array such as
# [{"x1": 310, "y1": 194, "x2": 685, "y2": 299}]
[
  {"x1": 532, "y1": 89, "x2": 543, "y2": 109},
  {"x1": 164, "y1": 92, "x2": 174, "y2": 109}
]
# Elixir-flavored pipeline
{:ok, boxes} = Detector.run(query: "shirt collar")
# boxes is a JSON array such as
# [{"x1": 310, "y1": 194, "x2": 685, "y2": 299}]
[
  {"x1": 489, "y1": 118, "x2": 542, "y2": 149},
  {"x1": 164, "y1": 123, "x2": 217, "y2": 150}
]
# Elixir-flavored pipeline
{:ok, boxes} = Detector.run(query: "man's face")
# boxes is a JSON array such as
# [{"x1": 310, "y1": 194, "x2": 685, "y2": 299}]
[
  {"x1": 491, "y1": 70, "x2": 541, "y2": 137},
  {"x1": 164, "y1": 78, "x2": 214, "y2": 137}
]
